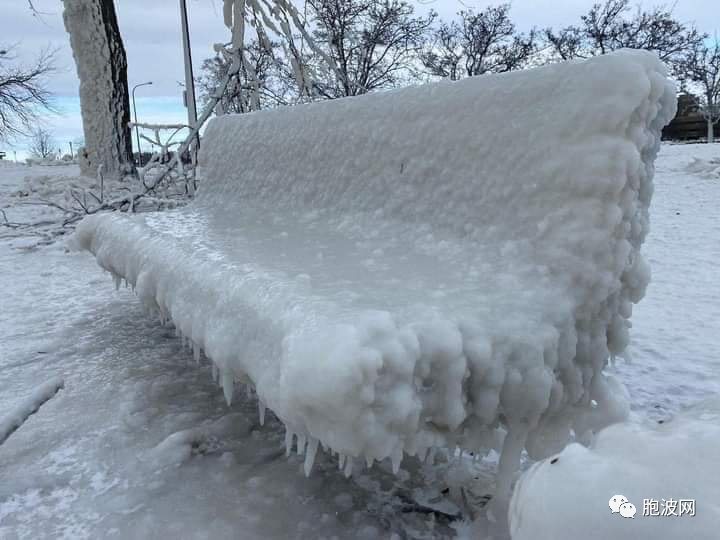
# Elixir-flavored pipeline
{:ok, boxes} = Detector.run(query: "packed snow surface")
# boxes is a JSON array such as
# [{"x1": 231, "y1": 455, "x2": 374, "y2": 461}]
[{"x1": 71, "y1": 50, "x2": 676, "y2": 497}]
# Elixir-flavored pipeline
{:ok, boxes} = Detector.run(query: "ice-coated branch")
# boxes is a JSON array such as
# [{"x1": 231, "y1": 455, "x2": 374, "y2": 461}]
[
  {"x1": 0, "y1": 45, "x2": 57, "y2": 139},
  {"x1": 0, "y1": 378, "x2": 64, "y2": 446},
  {"x1": 131, "y1": 122, "x2": 189, "y2": 131}
]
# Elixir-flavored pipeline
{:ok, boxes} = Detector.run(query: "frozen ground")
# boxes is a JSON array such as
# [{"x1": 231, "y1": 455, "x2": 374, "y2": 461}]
[{"x1": 1, "y1": 142, "x2": 719, "y2": 539}]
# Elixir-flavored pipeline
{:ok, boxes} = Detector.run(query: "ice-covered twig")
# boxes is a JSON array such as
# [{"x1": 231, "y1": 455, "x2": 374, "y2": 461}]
[
  {"x1": 0, "y1": 378, "x2": 64, "y2": 446},
  {"x1": 131, "y1": 122, "x2": 189, "y2": 131},
  {"x1": 0, "y1": 209, "x2": 21, "y2": 229},
  {"x1": 146, "y1": 59, "x2": 241, "y2": 190}
]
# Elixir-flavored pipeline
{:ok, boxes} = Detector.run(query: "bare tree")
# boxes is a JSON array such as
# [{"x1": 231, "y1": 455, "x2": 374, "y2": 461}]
[
  {"x1": 28, "y1": 126, "x2": 55, "y2": 159},
  {"x1": 0, "y1": 46, "x2": 56, "y2": 141},
  {"x1": 421, "y1": 5, "x2": 535, "y2": 80},
  {"x1": 62, "y1": 0, "x2": 134, "y2": 179},
  {"x1": 198, "y1": 40, "x2": 295, "y2": 114},
  {"x1": 679, "y1": 37, "x2": 720, "y2": 143},
  {"x1": 545, "y1": 0, "x2": 705, "y2": 76},
  {"x1": 307, "y1": 0, "x2": 435, "y2": 98}
]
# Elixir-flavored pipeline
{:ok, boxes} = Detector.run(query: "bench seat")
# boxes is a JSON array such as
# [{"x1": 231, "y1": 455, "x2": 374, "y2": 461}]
[{"x1": 73, "y1": 50, "x2": 676, "y2": 492}]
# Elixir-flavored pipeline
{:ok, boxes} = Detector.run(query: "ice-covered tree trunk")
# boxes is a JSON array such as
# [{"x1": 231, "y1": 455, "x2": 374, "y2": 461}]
[
  {"x1": 708, "y1": 118, "x2": 715, "y2": 144},
  {"x1": 63, "y1": 0, "x2": 133, "y2": 179}
]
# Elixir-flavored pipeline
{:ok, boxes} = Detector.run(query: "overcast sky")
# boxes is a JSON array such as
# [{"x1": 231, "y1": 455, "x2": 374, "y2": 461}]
[{"x1": 2, "y1": 0, "x2": 718, "y2": 158}]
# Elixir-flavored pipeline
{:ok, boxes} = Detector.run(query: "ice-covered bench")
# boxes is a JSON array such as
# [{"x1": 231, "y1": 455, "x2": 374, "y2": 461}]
[{"x1": 73, "y1": 50, "x2": 675, "y2": 499}]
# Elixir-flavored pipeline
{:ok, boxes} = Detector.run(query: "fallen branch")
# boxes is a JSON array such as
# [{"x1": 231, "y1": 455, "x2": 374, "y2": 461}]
[{"x1": 0, "y1": 209, "x2": 21, "y2": 229}]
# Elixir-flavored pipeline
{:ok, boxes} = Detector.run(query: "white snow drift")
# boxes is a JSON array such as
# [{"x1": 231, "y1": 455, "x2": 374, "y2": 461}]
[
  {"x1": 509, "y1": 399, "x2": 720, "y2": 539},
  {"x1": 71, "y1": 50, "x2": 676, "y2": 499}
]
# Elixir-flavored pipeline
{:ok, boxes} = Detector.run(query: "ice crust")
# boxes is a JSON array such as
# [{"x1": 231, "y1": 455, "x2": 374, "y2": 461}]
[{"x1": 71, "y1": 51, "x2": 676, "y2": 486}]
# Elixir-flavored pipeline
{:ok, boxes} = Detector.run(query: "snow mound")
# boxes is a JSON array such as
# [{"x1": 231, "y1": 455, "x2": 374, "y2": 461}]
[
  {"x1": 71, "y1": 50, "x2": 676, "y2": 501},
  {"x1": 509, "y1": 399, "x2": 720, "y2": 539},
  {"x1": 146, "y1": 413, "x2": 253, "y2": 469},
  {"x1": 686, "y1": 156, "x2": 720, "y2": 179}
]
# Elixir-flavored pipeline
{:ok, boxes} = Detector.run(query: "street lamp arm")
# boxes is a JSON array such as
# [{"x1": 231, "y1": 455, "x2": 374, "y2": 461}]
[{"x1": 131, "y1": 82, "x2": 153, "y2": 166}]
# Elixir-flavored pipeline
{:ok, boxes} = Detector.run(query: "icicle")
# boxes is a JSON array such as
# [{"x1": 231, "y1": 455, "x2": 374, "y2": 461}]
[
  {"x1": 285, "y1": 428, "x2": 294, "y2": 457},
  {"x1": 211, "y1": 362, "x2": 219, "y2": 384},
  {"x1": 297, "y1": 433, "x2": 306, "y2": 455},
  {"x1": 418, "y1": 446, "x2": 428, "y2": 463},
  {"x1": 221, "y1": 371, "x2": 234, "y2": 406},
  {"x1": 245, "y1": 384, "x2": 253, "y2": 398},
  {"x1": 391, "y1": 446, "x2": 403, "y2": 475},
  {"x1": 343, "y1": 456, "x2": 353, "y2": 478},
  {"x1": 193, "y1": 342, "x2": 201, "y2": 364},
  {"x1": 113, "y1": 274, "x2": 121, "y2": 290},
  {"x1": 426, "y1": 447, "x2": 437, "y2": 465},
  {"x1": 365, "y1": 455, "x2": 374, "y2": 470},
  {"x1": 489, "y1": 425, "x2": 530, "y2": 523},
  {"x1": 258, "y1": 400, "x2": 266, "y2": 426},
  {"x1": 304, "y1": 438, "x2": 319, "y2": 477},
  {"x1": 338, "y1": 453, "x2": 346, "y2": 471}
]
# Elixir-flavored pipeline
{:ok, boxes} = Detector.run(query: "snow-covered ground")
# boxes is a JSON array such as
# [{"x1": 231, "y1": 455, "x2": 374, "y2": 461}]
[{"x1": 1, "y1": 142, "x2": 719, "y2": 539}]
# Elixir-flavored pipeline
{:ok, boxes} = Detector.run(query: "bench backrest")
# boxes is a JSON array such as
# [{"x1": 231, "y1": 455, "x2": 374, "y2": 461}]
[
  {"x1": 198, "y1": 51, "x2": 673, "y2": 245},
  {"x1": 197, "y1": 52, "x2": 676, "y2": 349}
]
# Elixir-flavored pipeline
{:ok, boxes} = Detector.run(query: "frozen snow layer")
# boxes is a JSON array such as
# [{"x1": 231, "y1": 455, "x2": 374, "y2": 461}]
[
  {"x1": 71, "y1": 50, "x2": 676, "y2": 491},
  {"x1": 509, "y1": 399, "x2": 720, "y2": 539}
]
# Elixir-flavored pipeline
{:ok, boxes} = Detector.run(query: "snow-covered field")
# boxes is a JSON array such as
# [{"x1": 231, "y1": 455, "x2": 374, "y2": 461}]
[{"x1": 1, "y1": 142, "x2": 719, "y2": 539}]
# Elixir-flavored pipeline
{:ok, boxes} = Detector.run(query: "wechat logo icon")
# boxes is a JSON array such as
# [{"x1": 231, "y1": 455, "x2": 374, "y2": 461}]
[
  {"x1": 609, "y1": 495, "x2": 636, "y2": 518},
  {"x1": 620, "y1": 502, "x2": 637, "y2": 518},
  {"x1": 610, "y1": 495, "x2": 628, "y2": 514}
]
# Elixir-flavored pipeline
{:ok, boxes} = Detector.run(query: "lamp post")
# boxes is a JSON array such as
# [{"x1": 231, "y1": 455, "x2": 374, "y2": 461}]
[
  {"x1": 179, "y1": 0, "x2": 198, "y2": 151},
  {"x1": 131, "y1": 81, "x2": 153, "y2": 166}
]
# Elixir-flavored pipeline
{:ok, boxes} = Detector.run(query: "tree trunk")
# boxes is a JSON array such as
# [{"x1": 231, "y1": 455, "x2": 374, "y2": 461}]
[
  {"x1": 63, "y1": 0, "x2": 134, "y2": 178},
  {"x1": 708, "y1": 117, "x2": 715, "y2": 144}
]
